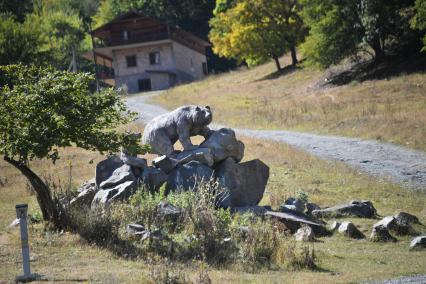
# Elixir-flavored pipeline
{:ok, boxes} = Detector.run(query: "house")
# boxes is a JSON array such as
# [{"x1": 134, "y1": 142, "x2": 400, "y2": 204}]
[{"x1": 83, "y1": 12, "x2": 210, "y2": 93}]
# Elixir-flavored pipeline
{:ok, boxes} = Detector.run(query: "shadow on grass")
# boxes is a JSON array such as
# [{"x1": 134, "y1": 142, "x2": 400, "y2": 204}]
[
  {"x1": 323, "y1": 52, "x2": 426, "y2": 87},
  {"x1": 255, "y1": 64, "x2": 299, "y2": 81}
]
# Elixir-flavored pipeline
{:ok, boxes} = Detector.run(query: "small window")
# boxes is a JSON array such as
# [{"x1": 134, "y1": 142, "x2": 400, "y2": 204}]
[
  {"x1": 190, "y1": 58, "x2": 194, "y2": 67},
  {"x1": 202, "y1": 62, "x2": 208, "y2": 75},
  {"x1": 138, "y1": 79, "x2": 152, "y2": 92},
  {"x1": 123, "y1": 30, "x2": 129, "y2": 41},
  {"x1": 149, "y1": 52, "x2": 160, "y2": 65},
  {"x1": 126, "y1": 55, "x2": 137, "y2": 67}
]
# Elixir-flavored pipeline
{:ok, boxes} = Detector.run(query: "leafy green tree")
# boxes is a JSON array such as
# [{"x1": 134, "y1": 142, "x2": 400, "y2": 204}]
[
  {"x1": 209, "y1": 0, "x2": 305, "y2": 71},
  {"x1": 0, "y1": 0, "x2": 33, "y2": 22},
  {"x1": 0, "y1": 65, "x2": 144, "y2": 227},
  {"x1": 300, "y1": 0, "x2": 419, "y2": 68},
  {"x1": 0, "y1": 15, "x2": 45, "y2": 65},
  {"x1": 412, "y1": 0, "x2": 426, "y2": 51}
]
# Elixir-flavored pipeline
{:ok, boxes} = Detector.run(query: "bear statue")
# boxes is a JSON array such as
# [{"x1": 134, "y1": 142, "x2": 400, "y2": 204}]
[{"x1": 142, "y1": 105, "x2": 214, "y2": 156}]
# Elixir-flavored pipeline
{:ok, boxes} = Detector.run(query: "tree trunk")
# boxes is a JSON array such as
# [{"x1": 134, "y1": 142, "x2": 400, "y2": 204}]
[
  {"x1": 371, "y1": 36, "x2": 385, "y2": 63},
  {"x1": 290, "y1": 45, "x2": 298, "y2": 66},
  {"x1": 273, "y1": 55, "x2": 281, "y2": 71},
  {"x1": 4, "y1": 156, "x2": 64, "y2": 228}
]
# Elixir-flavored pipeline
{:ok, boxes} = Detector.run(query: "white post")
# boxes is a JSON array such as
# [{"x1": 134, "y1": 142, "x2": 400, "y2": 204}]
[{"x1": 15, "y1": 204, "x2": 37, "y2": 283}]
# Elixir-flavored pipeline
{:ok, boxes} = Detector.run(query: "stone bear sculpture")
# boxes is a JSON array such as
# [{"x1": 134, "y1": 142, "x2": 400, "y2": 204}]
[{"x1": 142, "y1": 105, "x2": 213, "y2": 156}]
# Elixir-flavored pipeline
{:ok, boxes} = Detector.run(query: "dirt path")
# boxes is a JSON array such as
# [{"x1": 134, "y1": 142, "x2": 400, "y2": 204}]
[{"x1": 125, "y1": 93, "x2": 426, "y2": 190}]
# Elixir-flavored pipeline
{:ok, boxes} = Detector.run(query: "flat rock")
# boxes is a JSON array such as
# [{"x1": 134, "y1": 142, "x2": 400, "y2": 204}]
[
  {"x1": 157, "y1": 201, "x2": 182, "y2": 222},
  {"x1": 127, "y1": 223, "x2": 145, "y2": 235},
  {"x1": 140, "y1": 167, "x2": 168, "y2": 193},
  {"x1": 91, "y1": 180, "x2": 137, "y2": 208},
  {"x1": 312, "y1": 200, "x2": 377, "y2": 218},
  {"x1": 176, "y1": 147, "x2": 214, "y2": 167},
  {"x1": 265, "y1": 211, "x2": 327, "y2": 235},
  {"x1": 200, "y1": 128, "x2": 244, "y2": 163},
  {"x1": 95, "y1": 156, "x2": 124, "y2": 188},
  {"x1": 337, "y1": 221, "x2": 365, "y2": 239},
  {"x1": 153, "y1": 155, "x2": 178, "y2": 174},
  {"x1": 120, "y1": 152, "x2": 147, "y2": 170},
  {"x1": 216, "y1": 158, "x2": 269, "y2": 207},
  {"x1": 409, "y1": 236, "x2": 426, "y2": 250},
  {"x1": 99, "y1": 164, "x2": 135, "y2": 189},
  {"x1": 166, "y1": 161, "x2": 214, "y2": 192},
  {"x1": 294, "y1": 226, "x2": 315, "y2": 242}
]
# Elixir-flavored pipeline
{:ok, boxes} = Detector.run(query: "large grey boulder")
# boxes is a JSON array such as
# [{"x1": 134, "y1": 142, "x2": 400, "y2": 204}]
[
  {"x1": 410, "y1": 236, "x2": 426, "y2": 250},
  {"x1": 140, "y1": 167, "x2": 168, "y2": 193},
  {"x1": 91, "y1": 180, "x2": 137, "y2": 208},
  {"x1": 166, "y1": 161, "x2": 214, "y2": 192},
  {"x1": 99, "y1": 164, "x2": 135, "y2": 189},
  {"x1": 153, "y1": 155, "x2": 178, "y2": 174},
  {"x1": 337, "y1": 221, "x2": 365, "y2": 239},
  {"x1": 216, "y1": 158, "x2": 269, "y2": 207},
  {"x1": 294, "y1": 225, "x2": 315, "y2": 242},
  {"x1": 176, "y1": 148, "x2": 214, "y2": 167},
  {"x1": 200, "y1": 128, "x2": 244, "y2": 163},
  {"x1": 312, "y1": 200, "x2": 377, "y2": 218},
  {"x1": 95, "y1": 156, "x2": 124, "y2": 188}
]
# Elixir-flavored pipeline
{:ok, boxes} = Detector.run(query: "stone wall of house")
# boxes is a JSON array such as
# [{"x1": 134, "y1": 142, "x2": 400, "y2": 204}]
[{"x1": 173, "y1": 42, "x2": 207, "y2": 83}]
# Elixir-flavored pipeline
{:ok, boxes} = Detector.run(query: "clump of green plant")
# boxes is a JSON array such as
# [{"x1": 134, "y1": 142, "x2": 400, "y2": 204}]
[{"x1": 295, "y1": 190, "x2": 309, "y2": 204}]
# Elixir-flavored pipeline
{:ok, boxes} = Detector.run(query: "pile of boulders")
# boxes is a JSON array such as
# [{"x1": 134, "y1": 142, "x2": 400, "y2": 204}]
[{"x1": 71, "y1": 128, "x2": 270, "y2": 210}]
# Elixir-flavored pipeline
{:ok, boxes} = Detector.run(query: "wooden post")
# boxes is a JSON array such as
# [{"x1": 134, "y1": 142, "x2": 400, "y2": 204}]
[{"x1": 15, "y1": 204, "x2": 38, "y2": 282}]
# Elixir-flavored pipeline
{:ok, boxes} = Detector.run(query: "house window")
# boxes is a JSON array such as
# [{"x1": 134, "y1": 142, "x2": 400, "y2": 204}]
[
  {"x1": 149, "y1": 52, "x2": 160, "y2": 65},
  {"x1": 138, "y1": 79, "x2": 152, "y2": 92},
  {"x1": 123, "y1": 30, "x2": 129, "y2": 41},
  {"x1": 202, "y1": 62, "x2": 208, "y2": 75},
  {"x1": 190, "y1": 58, "x2": 193, "y2": 67},
  {"x1": 126, "y1": 55, "x2": 137, "y2": 67}
]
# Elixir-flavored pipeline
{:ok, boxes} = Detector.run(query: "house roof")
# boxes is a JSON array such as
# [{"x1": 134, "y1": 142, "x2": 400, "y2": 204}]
[{"x1": 92, "y1": 11, "x2": 210, "y2": 47}]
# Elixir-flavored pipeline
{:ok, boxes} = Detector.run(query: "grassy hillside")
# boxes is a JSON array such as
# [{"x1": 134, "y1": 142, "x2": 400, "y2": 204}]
[
  {"x1": 152, "y1": 55, "x2": 426, "y2": 151},
  {"x1": 1, "y1": 123, "x2": 425, "y2": 283}
]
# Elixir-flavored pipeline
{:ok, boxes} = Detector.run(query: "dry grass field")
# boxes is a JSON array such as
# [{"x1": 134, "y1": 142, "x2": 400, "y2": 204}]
[
  {"x1": 1, "y1": 122, "x2": 425, "y2": 283},
  {"x1": 152, "y1": 55, "x2": 426, "y2": 151}
]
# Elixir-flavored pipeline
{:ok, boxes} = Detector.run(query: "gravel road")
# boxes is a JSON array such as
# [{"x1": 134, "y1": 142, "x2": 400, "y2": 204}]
[{"x1": 125, "y1": 93, "x2": 426, "y2": 190}]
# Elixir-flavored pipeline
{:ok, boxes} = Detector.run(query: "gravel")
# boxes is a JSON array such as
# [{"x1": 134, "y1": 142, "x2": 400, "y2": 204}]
[{"x1": 125, "y1": 93, "x2": 426, "y2": 190}]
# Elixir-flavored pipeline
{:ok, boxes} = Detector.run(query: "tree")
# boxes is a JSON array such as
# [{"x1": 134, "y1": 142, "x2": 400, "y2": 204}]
[
  {"x1": 300, "y1": 0, "x2": 419, "y2": 68},
  {"x1": 0, "y1": 15, "x2": 46, "y2": 65},
  {"x1": 0, "y1": 0, "x2": 33, "y2": 22},
  {"x1": 412, "y1": 0, "x2": 426, "y2": 51},
  {"x1": 0, "y1": 65, "x2": 144, "y2": 228},
  {"x1": 209, "y1": 0, "x2": 305, "y2": 71}
]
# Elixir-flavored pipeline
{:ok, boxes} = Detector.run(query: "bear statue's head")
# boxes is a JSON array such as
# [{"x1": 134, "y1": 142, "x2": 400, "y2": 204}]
[{"x1": 193, "y1": 105, "x2": 212, "y2": 126}]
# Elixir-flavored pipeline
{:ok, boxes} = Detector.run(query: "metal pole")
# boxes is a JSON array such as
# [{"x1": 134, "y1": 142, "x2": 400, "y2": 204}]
[{"x1": 15, "y1": 204, "x2": 37, "y2": 283}]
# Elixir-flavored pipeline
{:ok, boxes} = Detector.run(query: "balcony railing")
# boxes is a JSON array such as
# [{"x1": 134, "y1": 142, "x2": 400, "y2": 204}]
[{"x1": 105, "y1": 32, "x2": 170, "y2": 47}]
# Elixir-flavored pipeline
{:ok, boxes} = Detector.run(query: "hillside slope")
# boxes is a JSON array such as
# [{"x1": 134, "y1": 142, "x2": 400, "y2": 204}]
[{"x1": 152, "y1": 55, "x2": 426, "y2": 151}]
